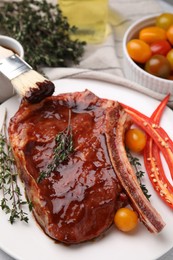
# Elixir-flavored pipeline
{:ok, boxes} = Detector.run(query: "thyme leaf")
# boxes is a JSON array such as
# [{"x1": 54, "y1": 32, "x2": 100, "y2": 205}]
[
  {"x1": 0, "y1": 0, "x2": 86, "y2": 71},
  {"x1": 0, "y1": 110, "x2": 32, "y2": 224},
  {"x1": 127, "y1": 149, "x2": 151, "y2": 200},
  {"x1": 37, "y1": 110, "x2": 74, "y2": 183}
]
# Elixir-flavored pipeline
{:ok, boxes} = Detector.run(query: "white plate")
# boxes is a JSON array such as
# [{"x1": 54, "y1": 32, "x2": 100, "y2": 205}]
[{"x1": 0, "y1": 78, "x2": 173, "y2": 260}]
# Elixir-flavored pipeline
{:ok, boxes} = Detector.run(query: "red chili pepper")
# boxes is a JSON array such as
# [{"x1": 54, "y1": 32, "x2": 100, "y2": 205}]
[
  {"x1": 122, "y1": 95, "x2": 173, "y2": 209},
  {"x1": 122, "y1": 102, "x2": 173, "y2": 181},
  {"x1": 143, "y1": 94, "x2": 173, "y2": 209}
]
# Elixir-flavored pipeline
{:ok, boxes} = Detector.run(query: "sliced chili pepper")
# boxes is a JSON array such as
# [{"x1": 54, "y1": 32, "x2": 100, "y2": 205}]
[
  {"x1": 122, "y1": 103, "x2": 173, "y2": 181},
  {"x1": 144, "y1": 139, "x2": 173, "y2": 209},
  {"x1": 150, "y1": 94, "x2": 170, "y2": 121},
  {"x1": 143, "y1": 94, "x2": 173, "y2": 209}
]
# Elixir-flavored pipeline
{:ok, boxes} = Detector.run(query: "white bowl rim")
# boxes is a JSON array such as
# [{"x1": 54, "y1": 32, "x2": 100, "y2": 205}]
[{"x1": 0, "y1": 35, "x2": 24, "y2": 58}]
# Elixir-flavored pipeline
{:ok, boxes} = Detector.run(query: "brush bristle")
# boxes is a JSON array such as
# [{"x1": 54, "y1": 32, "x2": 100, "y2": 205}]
[
  {"x1": 11, "y1": 70, "x2": 46, "y2": 97},
  {"x1": 11, "y1": 69, "x2": 55, "y2": 103}
]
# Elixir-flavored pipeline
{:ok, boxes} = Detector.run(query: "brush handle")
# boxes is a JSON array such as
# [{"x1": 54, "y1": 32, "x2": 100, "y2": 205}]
[{"x1": 0, "y1": 54, "x2": 31, "y2": 80}]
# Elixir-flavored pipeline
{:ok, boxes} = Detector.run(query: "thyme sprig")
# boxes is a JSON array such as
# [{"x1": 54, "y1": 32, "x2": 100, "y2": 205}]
[
  {"x1": 127, "y1": 149, "x2": 151, "y2": 200},
  {"x1": 37, "y1": 110, "x2": 74, "y2": 183},
  {"x1": 0, "y1": 110, "x2": 31, "y2": 224},
  {"x1": 0, "y1": 0, "x2": 86, "y2": 71}
]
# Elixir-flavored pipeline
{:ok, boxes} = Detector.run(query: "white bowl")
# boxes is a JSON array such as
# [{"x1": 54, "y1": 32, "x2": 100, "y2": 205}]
[
  {"x1": 0, "y1": 35, "x2": 24, "y2": 103},
  {"x1": 0, "y1": 35, "x2": 24, "y2": 58},
  {"x1": 123, "y1": 15, "x2": 173, "y2": 100}
]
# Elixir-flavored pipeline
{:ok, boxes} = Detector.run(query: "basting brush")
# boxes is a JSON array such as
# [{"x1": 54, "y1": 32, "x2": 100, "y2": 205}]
[{"x1": 0, "y1": 46, "x2": 55, "y2": 103}]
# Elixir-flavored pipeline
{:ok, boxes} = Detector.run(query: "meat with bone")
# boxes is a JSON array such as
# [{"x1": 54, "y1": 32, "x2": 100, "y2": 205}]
[{"x1": 8, "y1": 89, "x2": 165, "y2": 243}]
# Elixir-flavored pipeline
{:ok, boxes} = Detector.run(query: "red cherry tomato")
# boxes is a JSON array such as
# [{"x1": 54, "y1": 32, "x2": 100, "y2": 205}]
[
  {"x1": 150, "y1": 40, "x2": 171, "y2": 56},
  {"x1": 126, "y1": 39, "x2": 152, "y2": 63},
  {"x1": 139, "y1": 26, "x2": 167, "y2": 44},
  {"x1": 156, "y1": 13, "x2": 173, "y2": 30},
  {"x1": 145, "y1": 54, "x2": 171, "y2": 78}
]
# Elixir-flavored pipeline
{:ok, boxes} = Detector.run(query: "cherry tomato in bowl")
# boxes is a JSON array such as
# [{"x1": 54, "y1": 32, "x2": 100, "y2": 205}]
[
  {"x1": 167, "y1": 49, "x2": 173, "y2": 69},
  {"x1": 145, "y1": 54, "x2": 171, "y2": 79},
  {"x1": 156, "y1": 13, "x2": 173, "y2": 30},
  {"x1": 126, "y1": 39, "x2": 151, "y2": 63},
  {"x1": 139, "y1": 26, "x2": 167, "y2": 44},
  {"x1": 150, "y1": 40, "x2": 171, "y2": 56},
  {"x1": 167, "y1": 25, "x2": 173, "y2": 45}
]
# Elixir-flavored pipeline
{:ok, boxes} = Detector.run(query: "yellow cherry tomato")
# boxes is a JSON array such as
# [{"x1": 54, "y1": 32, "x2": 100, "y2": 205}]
[
  {"x1": 139, "y1": 26, "x2": 167, "y2": 44},
  {"x1": 114, "y1": 208, "x2": 138, "y2": 232},
  {"x1": 156, "y1": 13, "x2": 173, "y2": 30},
  {"x1": 127, "y1": 39, "x2": 152, "y2": 63},
  {"x1": 167, "y1": 49, "x2": 173, "y2": 69},
  {"x1": 125, "y1": 128, "x2": 147, "y2": 153},
  {"x1": 166, "y1": 25, "x2": 173, "y2": 45}
]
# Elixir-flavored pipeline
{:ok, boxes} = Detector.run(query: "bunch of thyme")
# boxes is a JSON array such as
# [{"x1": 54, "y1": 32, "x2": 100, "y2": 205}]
[
  {"x1": 0, "y1": 110, "x2": 31, "y2": 224},
  {"x1": 37, "y1": 110, "x2": 74, "y2": 183},
  {"x1": 127, "y1": 149, "x2": 151, "y2": 200},
  {"x1": 0, "y1": 0, "x2": 86, "y2": 71}
]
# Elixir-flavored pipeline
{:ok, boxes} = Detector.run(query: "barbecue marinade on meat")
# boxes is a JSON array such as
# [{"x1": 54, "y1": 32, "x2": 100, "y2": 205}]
[
  {"x1": 8, "y1": 90, "x2": 128, "y2": 243},
  {"x1": 8, "y1": 89, "x2": 165, "y2": 243}
]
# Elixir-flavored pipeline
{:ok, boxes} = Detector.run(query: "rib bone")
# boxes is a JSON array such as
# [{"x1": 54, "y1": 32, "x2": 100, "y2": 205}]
[{"x1": 105, "y1": 106, "x2": 165, "y2": 233}]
